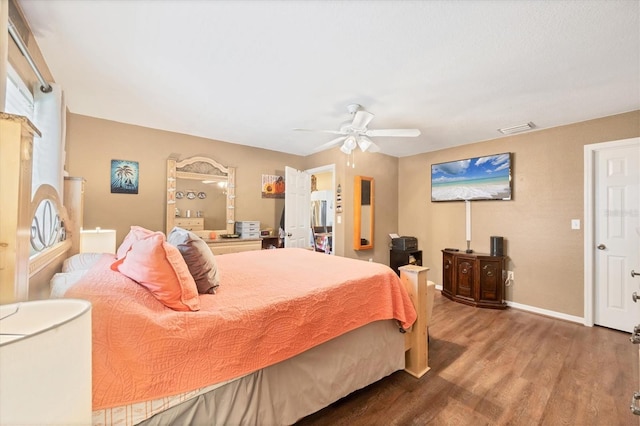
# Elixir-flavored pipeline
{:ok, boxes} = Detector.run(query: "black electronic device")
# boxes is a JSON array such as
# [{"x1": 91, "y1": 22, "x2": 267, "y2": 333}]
[
  {"x1": 391, "y1": 236, "x2": 418, "y2": 251},
  {"x1": 490, "y1": 236, "x2": 504, "y2": 256}
]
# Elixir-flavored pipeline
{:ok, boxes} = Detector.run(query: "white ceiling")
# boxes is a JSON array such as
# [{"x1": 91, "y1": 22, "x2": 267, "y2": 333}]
[{"x1": 17, "y1": 0, "x2": 640, "y2": 157}]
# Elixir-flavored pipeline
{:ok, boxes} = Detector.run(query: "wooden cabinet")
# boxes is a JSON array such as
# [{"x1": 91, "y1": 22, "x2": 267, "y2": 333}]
[
  {"x1": 0, "y1": 113, "x2": 39, "y2": 303},
  {"x1": 442, "y1": 250, "x2": 455, "y2": 296},
  {"x1": 261, "y1": 236, "x2": 282, "y2": 249},
  {"x1": 390, "y1": 249, "x2": 422, "y2": 276},
  {"x1": 441, "y1": 250, "x2": 507, "y2": 309}
]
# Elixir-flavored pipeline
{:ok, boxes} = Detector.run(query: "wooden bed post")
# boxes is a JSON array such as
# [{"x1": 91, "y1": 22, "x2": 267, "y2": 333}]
[{"x1": 399, "y1": 264, "x2": 431, "y2": 378}]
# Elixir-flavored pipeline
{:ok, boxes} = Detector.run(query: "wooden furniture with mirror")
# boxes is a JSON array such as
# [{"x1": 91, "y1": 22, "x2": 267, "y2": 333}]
[
  {"x1": 166, "y1": 156, "x2": 259, "y2": 255},
  {"x1": 166, "y1": 155, "x2": 235, "y2": 236},
  {"x1": 353, "y1": 176, "x2": 374, "y2": 250}
]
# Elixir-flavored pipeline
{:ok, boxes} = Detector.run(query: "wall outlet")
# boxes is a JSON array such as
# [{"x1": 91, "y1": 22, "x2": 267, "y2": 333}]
[{"x1": 507, "y1": 271, "x2": 514, "y2": 281}]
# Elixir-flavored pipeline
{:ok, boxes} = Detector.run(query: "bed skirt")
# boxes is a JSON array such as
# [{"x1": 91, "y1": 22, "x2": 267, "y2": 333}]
[{"x1": 130, "y1": 319, "x2": 404, "y2": 425}]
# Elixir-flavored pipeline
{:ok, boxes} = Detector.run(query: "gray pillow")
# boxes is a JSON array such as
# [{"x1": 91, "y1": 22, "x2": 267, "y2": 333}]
[{"x1": 167, "y1": 227, "x2": 220, "y2": 294}]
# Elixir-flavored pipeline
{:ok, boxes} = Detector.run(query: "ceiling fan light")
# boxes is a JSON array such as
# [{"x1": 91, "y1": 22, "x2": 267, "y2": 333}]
[
  {"x1": 344, "y1": 135, "x2": 357, "y2": 150},
  {"x1": 357, "y1": 136, "x2": 373, "y2": 152},
  {"x1": 340, "y1": 143, "x2": 352, "y2": 155}
]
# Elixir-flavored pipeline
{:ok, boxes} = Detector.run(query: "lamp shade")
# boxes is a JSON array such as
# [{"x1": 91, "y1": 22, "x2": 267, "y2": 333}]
[
  {"x1": 340, "y1": 143, "x2": 352, "y2": 155},
  {"x1": 80, "y1": 228, "x2": 116, "y2": 253},
  {"x1": 0, "y1": 299, "x2": 92, "y2": 425}
]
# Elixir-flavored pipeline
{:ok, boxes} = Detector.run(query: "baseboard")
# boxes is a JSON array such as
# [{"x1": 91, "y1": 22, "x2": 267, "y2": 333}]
[
  {"x1": 433, "y1": 284, "x2": 585, "y2": 325},
  {"x1": 506, "y1": 300, "x2": 584, "y2": 325}
]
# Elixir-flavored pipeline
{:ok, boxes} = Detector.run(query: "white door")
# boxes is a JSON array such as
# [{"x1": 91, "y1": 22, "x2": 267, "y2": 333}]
[
  {"x1": 284, "y1": 167, "x2": 310, "y2": 248},
  {"x1": 594, "y1": 141, "x2": 640, "y2": 333}
]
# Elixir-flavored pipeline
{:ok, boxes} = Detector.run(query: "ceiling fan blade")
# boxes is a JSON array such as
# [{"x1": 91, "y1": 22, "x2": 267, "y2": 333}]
[
  {"x1": 365, "y1": 128, "x2": 421, "y2": 137},
  {"x1": 314, "y1": 136, "x2": 347, "y2": 152},
  {"x1": 367, "y1": 142, "x2": 381, "y2": 153},
  {"x1": 351, "y1": 111, "x2": 375, "y2": 130},
  {"x1": 293, "y1": 128, "x2": 347, "y2": 135}
]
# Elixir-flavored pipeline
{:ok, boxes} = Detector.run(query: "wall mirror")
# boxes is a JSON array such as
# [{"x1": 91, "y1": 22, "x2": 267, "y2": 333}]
[
  {"x1": 166, "y1": 156, "x2": 235, "y2": 235},
  {"x1": 353, "y1": 176, "x2": 374, "y2": 250}
]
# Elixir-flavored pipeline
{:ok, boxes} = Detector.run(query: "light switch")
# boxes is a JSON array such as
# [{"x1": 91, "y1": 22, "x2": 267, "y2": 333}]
[
  {"x1": 571, "y1": 219, "x2": 580, "y2": 230},
  {"x1": 337, "y1": 215, "x2": 341, "y2": 224}
]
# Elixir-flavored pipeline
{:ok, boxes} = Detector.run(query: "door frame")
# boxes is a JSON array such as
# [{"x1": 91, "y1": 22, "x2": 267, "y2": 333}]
[
  {"x1": 583, "y1": 137, "x2": 640, "y2": 327},
  {"x1": 305, "y1": 164, "x2": 336, "y2": 255}
]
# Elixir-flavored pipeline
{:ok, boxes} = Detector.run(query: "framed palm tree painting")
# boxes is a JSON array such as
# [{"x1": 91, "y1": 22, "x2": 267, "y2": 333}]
[{"x1": 111, "y1": 160, "x2": 139, "y2": 194}]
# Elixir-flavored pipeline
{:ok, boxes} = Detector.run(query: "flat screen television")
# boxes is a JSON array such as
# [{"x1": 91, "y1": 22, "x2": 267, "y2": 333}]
[{"x1": 431, "y1": 152, "x2": 512, "y2": 201}]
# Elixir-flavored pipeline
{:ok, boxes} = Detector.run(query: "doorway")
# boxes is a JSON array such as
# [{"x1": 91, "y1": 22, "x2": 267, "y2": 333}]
[
  {"x1": 283, "y1": 164, "x2": 336, "y2": 254},
  {"x1": 584, "y1": 137, "x2": 640, "y2": 332},
  {"x1": 307, "y1": 164, "x2": 336, "y2": 255}
]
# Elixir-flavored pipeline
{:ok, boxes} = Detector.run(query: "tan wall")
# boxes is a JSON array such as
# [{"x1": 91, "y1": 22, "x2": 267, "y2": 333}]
[
  {"x1": 304, "y1": 150, "x2": 399, "y2": 264},
  {"x1": 67, "y1": 116, "x2": 401, "y2": 264},
  {"x1": 313, "y1": 171, "x2": 332, "y2": 191},
  {"x1": 66, "y1": 114, "x2": 303, "y2": 246},
  {"x1": 399, "y1": 110, "x2": 640, "y2": 317},
  {"x1": 10, "y1": 0, "x2": 640, "y2": 317}
]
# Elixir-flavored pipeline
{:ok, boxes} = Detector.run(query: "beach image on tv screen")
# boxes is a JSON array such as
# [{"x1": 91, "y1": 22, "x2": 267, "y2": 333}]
[{"x1": 431, "y1": 153, "x2": 511, "y2": 201}]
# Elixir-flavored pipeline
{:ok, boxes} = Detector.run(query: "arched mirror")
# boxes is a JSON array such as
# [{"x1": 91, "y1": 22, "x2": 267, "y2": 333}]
[
  {"x1": 166, "y1": 155, "x2": 235, "y2": 235},
  {"x1": 353, "y1": 176, "x2": 374, "y2": 250}
]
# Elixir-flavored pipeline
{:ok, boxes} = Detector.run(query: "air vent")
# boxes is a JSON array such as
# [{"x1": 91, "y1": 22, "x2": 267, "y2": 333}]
[{"x1": 498, "y1": 122, "x2": 536, "y2": 135}]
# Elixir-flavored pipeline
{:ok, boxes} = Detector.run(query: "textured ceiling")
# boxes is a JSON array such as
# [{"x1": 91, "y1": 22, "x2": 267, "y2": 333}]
[{"x1": 17, "y1": 0, "x2": 640, "y2": 157}]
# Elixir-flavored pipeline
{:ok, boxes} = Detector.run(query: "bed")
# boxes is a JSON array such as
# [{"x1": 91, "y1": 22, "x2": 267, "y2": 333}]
[
  {"x1": 48, "y1": 228, "x2": 432, "y2": 425},
  {"x1": 20, "y1": 180, "x2": 432, "y2": 425},
  {"x1": 5, "y1": 115, "x2": 433, "y2": 424}
]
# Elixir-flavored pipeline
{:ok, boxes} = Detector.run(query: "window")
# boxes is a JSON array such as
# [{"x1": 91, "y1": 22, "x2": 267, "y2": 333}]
[
  {"x1": 5, "y1": 64, "x2": 67, "y2": 256},
  {"x1": 4, "y1": 64, "x2": 34, "y2": 119},
  {"x1": 4, "y1": 63, "x2": 66, "y2": 198}
]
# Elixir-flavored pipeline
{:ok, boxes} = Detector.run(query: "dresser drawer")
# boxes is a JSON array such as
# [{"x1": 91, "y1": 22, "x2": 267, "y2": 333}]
[
  {"x1": 207, "y1": 240, "x2": 261, "y2": 255},
  {"x1": 235, "y1": 221, "x2": 260, "y2": 227},
  {"x1": 235, "y1": 221, "x2": 260, "y2": 235},
  {"x1": 174, "y1": 218, "x2": 204, "y2": 231}
]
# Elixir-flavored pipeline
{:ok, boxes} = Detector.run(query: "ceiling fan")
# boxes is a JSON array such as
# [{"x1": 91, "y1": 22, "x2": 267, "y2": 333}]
[{"x1": 294, "y1": 104, "x2": 421, "y2": 154}]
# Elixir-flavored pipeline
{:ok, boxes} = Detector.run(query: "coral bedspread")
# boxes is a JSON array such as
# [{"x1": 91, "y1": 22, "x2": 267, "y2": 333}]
[{"x1": 65, "y1": 248, "x2": 417, "y2": 410}]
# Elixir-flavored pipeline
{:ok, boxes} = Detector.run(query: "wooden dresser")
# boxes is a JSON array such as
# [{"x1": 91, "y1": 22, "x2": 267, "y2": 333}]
[
  {"x1": 174, "y1": 217, "x2": 204, "y2": 231},
  {"x1": 442, "y1": 249, "x2": 507, "y2": 309},
  {"x1": 205, "y1": 238, "x2": 261, "y2": 255}
]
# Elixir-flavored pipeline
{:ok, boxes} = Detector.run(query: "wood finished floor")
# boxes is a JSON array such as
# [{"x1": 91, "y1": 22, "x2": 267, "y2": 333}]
[{"x1": 297, "y1": 291, "x2": 639, "y2": 426}]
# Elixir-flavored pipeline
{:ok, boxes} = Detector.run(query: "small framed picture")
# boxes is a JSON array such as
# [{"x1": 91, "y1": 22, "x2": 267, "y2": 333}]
[
  {"x1": 262, "y1": 174, "x2": 285, "y2": 199},
  {"x1": 111, "y1": 160, "x2": 139, "y2": 194}
]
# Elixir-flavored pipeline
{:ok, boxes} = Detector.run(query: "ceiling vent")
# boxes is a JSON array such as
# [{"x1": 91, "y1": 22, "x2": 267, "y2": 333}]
[{"x1": 498, "y1": 122, "x2": 535, "y2": 135}]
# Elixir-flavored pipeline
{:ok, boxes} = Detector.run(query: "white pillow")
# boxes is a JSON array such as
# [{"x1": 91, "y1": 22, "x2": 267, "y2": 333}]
[
  {"x1": 62, "y1": 253, "x2": 103, "y2": 272},
  {"x1": 50, "y1": 270, "x2": 87, "y2": 298}
]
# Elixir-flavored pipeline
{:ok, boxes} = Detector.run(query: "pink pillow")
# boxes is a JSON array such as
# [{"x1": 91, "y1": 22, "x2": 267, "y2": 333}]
[
  {"x1": 112, "y1": 233, "x2": 200, "y2": 311},
  {"x1": 116, "y1": 226, "x2": 155, "y2": 259}
]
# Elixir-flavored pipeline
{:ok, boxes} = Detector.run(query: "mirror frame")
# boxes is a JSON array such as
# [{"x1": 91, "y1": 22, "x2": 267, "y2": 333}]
[
  {"x1": 353, "y1": 175, "x2": 374, "y2": 251},
  {"x1": 166, "y1": 155, "x2": 235, "y2": 235}
]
